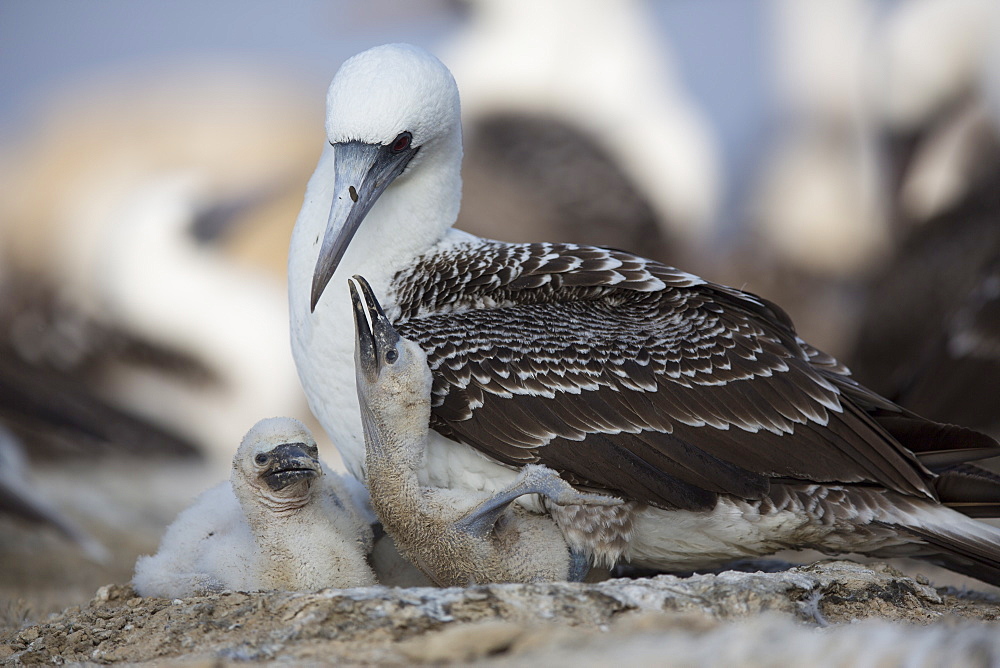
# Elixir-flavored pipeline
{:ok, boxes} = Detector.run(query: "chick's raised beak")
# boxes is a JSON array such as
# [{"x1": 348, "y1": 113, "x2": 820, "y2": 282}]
[{"x1": 349, "y1": 275, "x2": 399, "y2": 381}]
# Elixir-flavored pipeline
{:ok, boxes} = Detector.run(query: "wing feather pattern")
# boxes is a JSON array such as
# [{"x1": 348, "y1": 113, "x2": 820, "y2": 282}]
[{"x1": 391, "y1": 242, "x2": 994, "y2": 510}]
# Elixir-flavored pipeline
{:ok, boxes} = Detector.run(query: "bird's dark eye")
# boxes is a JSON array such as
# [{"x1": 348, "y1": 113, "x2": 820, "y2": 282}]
[
  {"x1": 385, "y1": 348, "x2": 399, "y2": 363},
  {"x1": 390, "y1": 132, "x2": 412, "y2": 153},
  {"x1": 254, "y1": 453, "x2": 268, "y2": 465}
]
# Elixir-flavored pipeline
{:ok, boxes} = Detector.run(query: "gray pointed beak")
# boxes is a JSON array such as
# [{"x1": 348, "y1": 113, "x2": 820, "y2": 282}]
[
  {"x1": 311, "y1": 140, "x2": 418, "y2": 312},
  {"x1": 349, "y1": 275, "x2": 399, "y2": 381}
]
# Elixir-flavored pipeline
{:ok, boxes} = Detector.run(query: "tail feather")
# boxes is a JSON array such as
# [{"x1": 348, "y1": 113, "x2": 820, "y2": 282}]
[
  {"x1": 853, "y1": 482, "x2": 1000, "y2": 585},
  {"x1": 917, "y1": 447, "x2": 1000, "y2": 469},
  {"x1": 896, "y1": 521, "x2": 1000, "y2": 585},
  {"x1": 935, "y1": 464, "x2": 1000, "y2": 518},
  {"x1": 877, "y1": 416, "x2": 999, "y2": 458},
  {"x1": 873, "y1": 411, "x2": 1000, "y2": 522},
  {"x1": 867, "y1": 495, "x2": 1000, "y2": 585}
]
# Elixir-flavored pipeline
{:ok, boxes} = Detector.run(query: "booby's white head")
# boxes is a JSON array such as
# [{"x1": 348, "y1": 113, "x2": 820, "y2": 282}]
[
  {"x1": 311, "y1": 44, "x2": 463, "y2": 311},
  {"x1": 232, "y1": 417, "x2": 323, "y2": 514},
  {"x1": 326, "y1": 43, "x2": 461, "y2": 148}
]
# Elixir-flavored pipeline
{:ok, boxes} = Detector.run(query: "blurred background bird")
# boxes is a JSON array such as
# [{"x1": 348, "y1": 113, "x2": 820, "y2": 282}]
[
  {"x1": 1, "y1": 0, "x2": 998, "y2": 623},
  {"x1": 847, "y1": 0, "x2": 1000, "y2": 441},
  {"x1": 442, "y1": 0, "x2": 722, "y2": 265}
]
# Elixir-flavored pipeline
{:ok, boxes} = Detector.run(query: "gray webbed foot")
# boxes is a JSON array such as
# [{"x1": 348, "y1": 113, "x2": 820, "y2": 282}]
[
  {"x1": 453, "y1": 464, "x2": 621, "y2": 539},
  {"x1": 516, "y1": 464, "x2": 622, "y2": 508}
]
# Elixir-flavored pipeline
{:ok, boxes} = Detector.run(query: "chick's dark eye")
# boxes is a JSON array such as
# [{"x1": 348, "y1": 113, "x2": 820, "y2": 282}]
[
  {"x1": 254, "y1": 453, "x2": 268, "y2": 465},
  {"x1": 390, "y1": 132, "x2": 412, "y2": 153},
  {"x1": 385, "y1": 348, "x2": 399, "y2": 363}
]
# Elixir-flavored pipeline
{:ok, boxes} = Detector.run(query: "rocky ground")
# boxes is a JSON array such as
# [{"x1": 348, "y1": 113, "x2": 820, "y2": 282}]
[
  {"x1": 5, "y1": 460, "x2": 1000, "y2": 666},
  {"x1": 3, "y1": 561, "x2": 1000, "y2": 666}
]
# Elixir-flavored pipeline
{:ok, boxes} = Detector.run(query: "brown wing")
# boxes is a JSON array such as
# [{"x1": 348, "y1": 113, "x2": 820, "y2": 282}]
[{"x1": 393, "y1": 242, "x2": 944, "y2": 510}]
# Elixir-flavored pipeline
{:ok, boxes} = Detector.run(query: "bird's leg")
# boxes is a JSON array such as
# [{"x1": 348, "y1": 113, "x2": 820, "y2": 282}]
[
  {"x1": 567, "y1": 550, "x2": 592, "y2": 582},
  {"x1": 453, "y1": 464, "x2": 620, "y2": 538}
]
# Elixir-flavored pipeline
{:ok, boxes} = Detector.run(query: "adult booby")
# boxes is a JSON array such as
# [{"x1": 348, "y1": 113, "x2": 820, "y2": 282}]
[
  {"x1": 133, "y1": 417, "x2": 375, "y2": 597},
  {"x1": 352, "y1": 276, "x2": 619, "y2": 585},
  {"x1": 290, "y1": 44, "x2": 1000, "y2": 581}
]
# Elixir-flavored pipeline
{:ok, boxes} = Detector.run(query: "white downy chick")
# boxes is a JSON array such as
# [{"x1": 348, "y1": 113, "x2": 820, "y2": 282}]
[{"x1": 133, "y1": 417, "x2": 375, "y2": 597}]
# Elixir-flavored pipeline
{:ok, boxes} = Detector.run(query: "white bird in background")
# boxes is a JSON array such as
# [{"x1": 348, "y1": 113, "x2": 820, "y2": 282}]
[
  {"x1": 847, "y1": 0, "x2": 1000, "y2": 438},
  {"x1": 0, "y1": 63, "x2": 320, "y2": 468},
  {"x1": 873, "y1": 0, "x2": 999, "y2": 224},
  {"x1": 878, "y1": 0, "x2": 996, "y2": 136},
  {"x1": 752, "y1": 0, "x2": 887, "y2": 279},
  {"x1": 97, "y1": 172, "x2": 307, "y2": 468},
  {"x1": 441, "y1": 0, "x2": 721, "y2": 250},
  {"x1": 737, "y1": 0, "x2": 887, "y2": 358},
  {"x1": 290, "y1": 44, "x2": 1000, "y2": 583}
]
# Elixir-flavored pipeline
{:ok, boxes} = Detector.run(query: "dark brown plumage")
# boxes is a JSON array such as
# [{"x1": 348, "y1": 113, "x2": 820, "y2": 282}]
[{"x1": 391, "y1": 241, "x2": 998, "y2": 512}]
